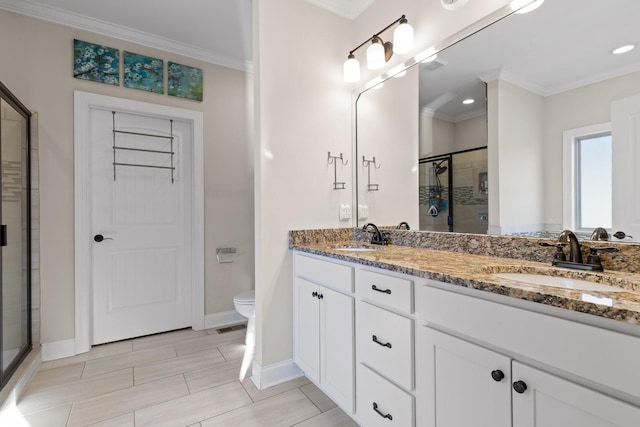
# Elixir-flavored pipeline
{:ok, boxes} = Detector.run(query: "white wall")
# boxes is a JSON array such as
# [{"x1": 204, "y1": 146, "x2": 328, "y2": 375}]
[
  {"x1": 0, "y1": 10, "x2": 254, "y2": 345},
  {"x1": 357, "y1": 66, "x2": 419, "y2": 227},
  {"x1": 253, "y1": 0, "x2": 352, "y2": 369},
  {"x1": 488, "y1": 79, "x2": 545, "y2": 234}
]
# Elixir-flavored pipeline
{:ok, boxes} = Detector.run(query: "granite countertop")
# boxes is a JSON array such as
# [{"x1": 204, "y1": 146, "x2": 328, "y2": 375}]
[{"x1": 291, "y1": 241, "x2": 640, "y2": 325}]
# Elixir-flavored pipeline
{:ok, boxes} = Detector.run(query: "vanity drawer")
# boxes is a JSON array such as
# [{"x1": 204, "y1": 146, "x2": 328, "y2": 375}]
[
  {"x1": 356, "y1": 269, "x2": 414, "y2": 313},
  {"x1": 357, "y1": 301, "x2": 414, "y2": 390},
  {"x1": 294, "y1": 253, "x2": 353, "y2": 293},
  {"x1": 356, "y1": 364, "x2": 414, "y2": 427}
]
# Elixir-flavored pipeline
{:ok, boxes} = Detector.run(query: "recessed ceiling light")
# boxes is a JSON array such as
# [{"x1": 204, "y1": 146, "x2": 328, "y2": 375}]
[
  {"x1": 511, "y1": 0, "x2": 544, "y2": 14},
  {"x1": 462, "y1": 98, "x2": 475, "y2": 105},
  {"x1": 612, "y1": 44, "x2": 636, "y2": 55}
]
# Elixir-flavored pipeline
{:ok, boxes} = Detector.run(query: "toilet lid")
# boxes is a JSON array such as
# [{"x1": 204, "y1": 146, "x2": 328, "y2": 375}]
[{"x1": 234, "y1": 290, "x2": 255, "y2": 304}]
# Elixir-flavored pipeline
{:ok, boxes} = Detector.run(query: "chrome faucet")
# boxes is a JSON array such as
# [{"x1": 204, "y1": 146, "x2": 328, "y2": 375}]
[
  {"x1": 558, "y1": 230, "x2": 583, "y2": 263},
  {"x1": 590, "y1": 227, "x2": 609, "y2": 241},
  {"x1": 362, "y1": 223, "x2": 388, "y2": 245}
]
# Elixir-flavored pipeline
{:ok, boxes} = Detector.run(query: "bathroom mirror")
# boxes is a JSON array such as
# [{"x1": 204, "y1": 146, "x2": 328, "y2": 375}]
[{"x1": 356, "y1": 0, "x2": 640, "y2": 239}]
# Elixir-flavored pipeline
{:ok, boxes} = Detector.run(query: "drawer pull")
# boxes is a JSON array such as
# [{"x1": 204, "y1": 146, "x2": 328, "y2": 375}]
[
  {"x1": 372, "y1": 335, "x2": 392, "y2": 348},
  {"x1": 373, "y1": 402, "x2": 393, "y2": 420},
  {"x1": 372, "y1": 285, "x2": 392, "y2": 294}
]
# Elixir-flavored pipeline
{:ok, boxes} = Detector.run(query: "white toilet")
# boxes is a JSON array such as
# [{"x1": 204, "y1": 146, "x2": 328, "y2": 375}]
[{"x1": 233, "y1": 290, "x2": 255, "y2": 381}]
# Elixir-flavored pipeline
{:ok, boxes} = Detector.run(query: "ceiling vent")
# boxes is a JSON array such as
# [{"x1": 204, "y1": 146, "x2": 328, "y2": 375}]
[{"x1": 422, "y1": 58, "x2": 448, "y2": 71}]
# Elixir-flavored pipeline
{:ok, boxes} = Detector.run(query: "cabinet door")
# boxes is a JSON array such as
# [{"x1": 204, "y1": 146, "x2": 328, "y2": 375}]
[
  {"x1": 293, "y1": 277, "x2": 320, "y2": 383},
  {"x1": 320, "y1": 286, "x2": 354, "y2": 411},
  {"x1": 421, "y1": 328, "x2": 511, "y2": 427},
  {"x1": 512, "y1": 362, "x2": 640, "y2": 427}
]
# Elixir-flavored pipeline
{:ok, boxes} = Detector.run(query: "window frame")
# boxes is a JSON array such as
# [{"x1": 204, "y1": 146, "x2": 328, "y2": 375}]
[{"x1": 562, "y1": 122, "x2": 612, "y2": 233}]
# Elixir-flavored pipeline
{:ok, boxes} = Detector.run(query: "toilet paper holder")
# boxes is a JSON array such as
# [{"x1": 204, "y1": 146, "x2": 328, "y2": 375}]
[{"x1": 216, "y1": 247, "x2": 237, "y2": 263}]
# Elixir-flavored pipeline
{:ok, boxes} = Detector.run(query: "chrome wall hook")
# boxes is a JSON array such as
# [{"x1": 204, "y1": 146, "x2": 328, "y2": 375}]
[{"x1": 328, "y1": 151, "x2": 347, "y2": 190}]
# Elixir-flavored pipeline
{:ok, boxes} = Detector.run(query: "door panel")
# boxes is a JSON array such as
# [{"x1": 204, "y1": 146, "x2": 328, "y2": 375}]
[
  {"x1": 512, "y1": 362, "x2": 640, "y2": 427},
  {"x1": 91, "y1": 109, "x2": 191, "y2": 344}
]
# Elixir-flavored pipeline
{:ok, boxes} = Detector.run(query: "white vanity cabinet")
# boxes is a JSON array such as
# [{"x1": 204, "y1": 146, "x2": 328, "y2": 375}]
[
  {"x1": 420, "y1": 285, "x2": 640, "y2": 427},
  {"x1": 293, "y1": 253, "x2": 355, "y2": 412},
  {"x1": 355, "y1": 268, "x2": 418, "y2": 426}
]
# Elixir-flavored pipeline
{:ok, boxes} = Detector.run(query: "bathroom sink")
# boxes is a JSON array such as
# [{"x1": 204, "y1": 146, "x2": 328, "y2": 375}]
[
  {"x1": 333, "y1": 243, "x2": 382, "y2": 252},
  {"x1": 492, "y1": 273, "x2": 627, "y2": 293}
]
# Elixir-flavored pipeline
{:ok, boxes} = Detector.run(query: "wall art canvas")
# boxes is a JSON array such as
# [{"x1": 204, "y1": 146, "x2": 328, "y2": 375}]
[
  {"x1": 123, "y1": 52, "x2": 164, "y2": 93},
  {"x1": 168, "y1": 62, "x2": 203, "y2": 101},
  {"x1": 73, "y1": 39, "x2": 119, "y2": 85}
]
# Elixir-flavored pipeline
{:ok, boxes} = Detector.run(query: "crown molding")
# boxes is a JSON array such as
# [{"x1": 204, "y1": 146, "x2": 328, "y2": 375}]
[
  {"x1": 544, "y1": 62, "x2": 640, "y2": 96},
  {"x1": 0, "y1": 0, "x2": 253, "y2": 73},
  {"x1": 304, "y1": 0, "x2": 375, "y2": 20}
]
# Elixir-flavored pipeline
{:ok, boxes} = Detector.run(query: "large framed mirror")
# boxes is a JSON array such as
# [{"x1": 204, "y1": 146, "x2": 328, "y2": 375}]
[{"x1": 355, "y1": 0, "x2": 640, "y2": 241}]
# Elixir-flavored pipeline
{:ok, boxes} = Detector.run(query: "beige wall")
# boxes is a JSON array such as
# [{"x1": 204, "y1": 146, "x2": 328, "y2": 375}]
[
  {"x1": 421, "y1": 115, "x2": 487, "y2": 158},
  {"x1": 0, "y1": 10, "x2": 254, "y2": 345}
]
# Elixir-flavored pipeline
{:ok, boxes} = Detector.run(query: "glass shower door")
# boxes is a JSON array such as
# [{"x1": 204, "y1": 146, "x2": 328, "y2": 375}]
[{"x1": 0, "y1": 85, "x2": 31, "y2": 389}]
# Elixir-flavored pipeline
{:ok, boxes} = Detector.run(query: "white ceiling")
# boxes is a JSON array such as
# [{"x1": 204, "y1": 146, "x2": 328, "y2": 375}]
[
  {"x1": 304, "y1": 0, "x2": 375, "y2": 20},
  {"x1": 0, "y1": 0, "x2": 253, "y2": 71}
]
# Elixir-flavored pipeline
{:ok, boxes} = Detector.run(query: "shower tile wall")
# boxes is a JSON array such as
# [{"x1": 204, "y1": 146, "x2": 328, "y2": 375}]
[{"x1": 451, "y1": 150, "x2": 487, "y2": 234}]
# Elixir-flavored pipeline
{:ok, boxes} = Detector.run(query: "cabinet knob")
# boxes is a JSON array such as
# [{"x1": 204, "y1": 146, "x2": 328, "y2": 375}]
[
  {"x1": 318, "y1": 293, "x2": 323, "y2": 299},
  {"x1": 491, "y1": 370, "x2": 505, "y2": 382},
  {"x1": 513, "y1": 380, "x2": 528, "y2": 394},
  {"x1": 312, "y1": 291, "x2": 317, "y2": 298}
]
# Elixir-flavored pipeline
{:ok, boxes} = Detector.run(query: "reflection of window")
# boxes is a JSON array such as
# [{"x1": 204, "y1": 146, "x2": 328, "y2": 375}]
[{"x1": 563, "y1": 123, "x2": 612, "y2": 231}]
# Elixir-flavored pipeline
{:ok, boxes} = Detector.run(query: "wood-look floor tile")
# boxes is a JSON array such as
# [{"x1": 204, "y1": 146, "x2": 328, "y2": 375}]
[
  {"x1": 132, "y1": 328, "x2": 209, "y2": 352},
  {"x1": 134, "y1": 348, "x2": 226, "y2": 385},
  {"x1": 184, "y1": 359, "x2": 242, "y2": 393},
  {"x1": 200, "y1": 389, "x2": 320, "y2": 427},
  {"x1": 217, "y1": 339, "x2": 246, "y2": 361},
  {"x1": 27, "y1": 362, "x2": 85, "y2": 394},
  {"x1": 174, "y1": 329, "x2": 246, "y2": 356},
  {"x1": 241, "y1": 376, "x2": 310, "y2": 402},
  {"x1": 87, "y1": 412, "x2": 134, "y2": 426},
  {"x1": 67, "y1": 374, "x2": 188, "y2": 427},
  {"x1": 22, "y1": 403, "x2": 72, "y2": 427},
  {"x1": 299, "y1": 383, "x2": 337, "y2": 413},
  {"x1": 40, "y1": 340, "x2": 133, "y2": 371},
  {"x1": 134, "y1": 381, "x2": 252, "y2": 427},
  {"x1": 293, "y1": 407, "x2": 360, "y2": 427},
  {"x1": 19, "y1": 368, "x2": 133, "y2": 415},
  {"x1": 83, "y1": 344, "x2": 176, "y2": 378}
]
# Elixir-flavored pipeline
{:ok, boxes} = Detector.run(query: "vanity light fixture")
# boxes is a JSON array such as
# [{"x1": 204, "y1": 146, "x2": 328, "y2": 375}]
[
  {"x1": 343, "y1": 14, "x2": 414, "y2": 82},
  {"x1": 612, "y1": 44, "x2": 636, "y2": 55},
  {"x1": 510, "y1": 0, "x2": 544, "y2": 14}
]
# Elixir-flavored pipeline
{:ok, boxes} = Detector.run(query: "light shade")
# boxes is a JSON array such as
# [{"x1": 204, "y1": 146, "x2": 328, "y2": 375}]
[
  {"x1": 367, "y1": 38, "x2": 386, "y2": 70},
  {"x1": 343, "y1": 54, "x2": 360, "y2": 82},
  {"x1": 393, "y1": 19, "x2": 414, "y2": 54}
]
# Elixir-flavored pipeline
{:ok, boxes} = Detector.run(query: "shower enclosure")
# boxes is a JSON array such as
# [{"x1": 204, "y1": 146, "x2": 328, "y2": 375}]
[
  {"x1": 419, "y1": 147, "x2": 488, "y2": 233},
  {"x1": 0, "y1": 82, "x2": 31, "y2": 390}
]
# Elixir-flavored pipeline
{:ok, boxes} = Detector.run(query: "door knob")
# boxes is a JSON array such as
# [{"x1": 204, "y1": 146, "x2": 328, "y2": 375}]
[{"x1": 93, "y1": 234, "x2": 113, "y2": 242}]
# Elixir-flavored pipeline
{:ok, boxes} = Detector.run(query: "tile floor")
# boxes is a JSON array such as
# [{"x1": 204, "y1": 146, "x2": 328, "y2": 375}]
[{"x1": 16, "y1": 327, "x2": 359, "y2": 427}]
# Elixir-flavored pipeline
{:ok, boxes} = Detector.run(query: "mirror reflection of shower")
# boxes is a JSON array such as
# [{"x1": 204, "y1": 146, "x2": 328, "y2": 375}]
[{"x1": 419, "y1": 147, "x2": 488, "y2": 233}]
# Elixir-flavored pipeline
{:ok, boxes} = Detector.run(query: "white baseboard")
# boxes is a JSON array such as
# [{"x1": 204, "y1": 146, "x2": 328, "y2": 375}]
[
  {"x1": 204, "y1": 310, "x2": 246, "y2": 330},
  {"x1": 0, "y1": 347, "x2": 41, "y2": 417},
  {"x1": 250, "y1": 359, "x2": 304, "y2": 390},
  {"x1": 41, "y1": 339, "x2": 76, "y2": 361}
]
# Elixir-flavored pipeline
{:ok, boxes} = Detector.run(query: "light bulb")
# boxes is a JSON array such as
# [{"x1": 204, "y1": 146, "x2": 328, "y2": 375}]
[
  {"x1": 367, "y1": 38, "x2": 386, "y2": 70},
  {"x1": 343, "y1": 54, "x2": 360, "y2": 82},
  {"x1": 393, "y1": 19, "x2": 414, "y2": 54}
]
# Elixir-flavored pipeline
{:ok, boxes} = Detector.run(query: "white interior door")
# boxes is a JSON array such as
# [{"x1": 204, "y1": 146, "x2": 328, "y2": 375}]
[
  {"x1": 612, "y1": 93, "x2": 640, "y2": 239},
  {"x1": 90, "y1": 108, "x2": 192, "y2": 344}
]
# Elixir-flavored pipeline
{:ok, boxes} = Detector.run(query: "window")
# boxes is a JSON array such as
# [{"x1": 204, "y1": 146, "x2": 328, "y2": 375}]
[{"x1": 563, "y1": 123, "x2": 612, "y2": 231}]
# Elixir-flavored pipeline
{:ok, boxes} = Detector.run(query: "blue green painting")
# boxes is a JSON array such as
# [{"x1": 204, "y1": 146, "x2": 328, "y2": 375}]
[
  {"x1": 123, "y1": 52, "x2": 164, "y2": 93},
  {"x1": 73, "y1": 39, "x2": 119, "y2": 85},
  {"x1": 168, "y1": 62, "x2": 203, "y2": 101}
]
